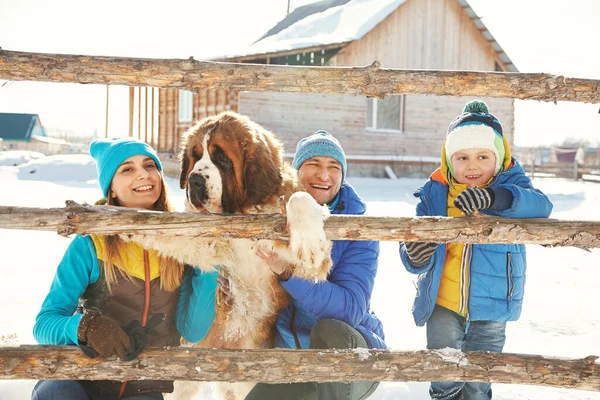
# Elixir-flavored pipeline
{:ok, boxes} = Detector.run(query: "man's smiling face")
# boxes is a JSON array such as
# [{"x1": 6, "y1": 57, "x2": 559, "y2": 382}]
[{"x1": 297, "y1": 156, "x2": 343, "y2": 205}]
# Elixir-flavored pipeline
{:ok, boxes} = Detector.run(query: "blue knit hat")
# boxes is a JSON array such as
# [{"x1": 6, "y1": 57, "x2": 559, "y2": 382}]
[
  {"x1": 89, "y1": 138, "x2": 163, "y2": 198},
  {"x1": 292, "y1": 130, "x2": 347, "y2": 181},
  {"x1": 445, "y1": 100, "x2": 505, "y2": 176}
]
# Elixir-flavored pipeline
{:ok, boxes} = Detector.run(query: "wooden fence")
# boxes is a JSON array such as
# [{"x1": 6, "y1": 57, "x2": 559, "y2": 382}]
[{"x1": 1, "y1": 49, "x2": 600, "y2": 391}]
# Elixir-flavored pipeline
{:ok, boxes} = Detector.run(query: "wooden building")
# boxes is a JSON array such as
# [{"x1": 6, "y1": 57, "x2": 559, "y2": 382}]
[
  {"x1": 0, "y1": 112, "x2": 68, "y2": 153},
  {"x1": 137, "y1": 0, "x2": 517, "y2": 177}
]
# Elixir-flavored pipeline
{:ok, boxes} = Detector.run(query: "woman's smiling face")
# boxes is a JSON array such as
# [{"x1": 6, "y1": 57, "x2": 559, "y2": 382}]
[{"x1": 110, "y1": 155, "x2": 162, "y2": 209}]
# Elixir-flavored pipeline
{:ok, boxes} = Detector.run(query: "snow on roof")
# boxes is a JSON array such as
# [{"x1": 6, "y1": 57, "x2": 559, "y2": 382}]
[
  {"x1": 30, "y1": 134, "x2": 70, "y2": 146},
  {"x1": 210, "y1": 0, "x2": 406, "y2": 60}
]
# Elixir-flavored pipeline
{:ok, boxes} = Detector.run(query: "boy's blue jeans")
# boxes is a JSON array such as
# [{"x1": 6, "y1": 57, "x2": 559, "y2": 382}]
[
  {"x1": 426, "y1": 305, "x2": 506, "y2": 400},
  {"x1": 32, "y1": 380, "x2": 164, "y2": 400}
]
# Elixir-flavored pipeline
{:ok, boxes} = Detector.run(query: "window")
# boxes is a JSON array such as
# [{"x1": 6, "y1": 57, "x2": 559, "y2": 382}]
[
  {"x1": 178, "y1": 90, "x2": 193, "y2": 123},
  {"x1": 366, "y1": 95, "x2": 404, "y2": 132}
]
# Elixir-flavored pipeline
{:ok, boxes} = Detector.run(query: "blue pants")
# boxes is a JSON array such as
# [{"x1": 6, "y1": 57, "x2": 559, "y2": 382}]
[
  {"x1": 426, "y1": 305, "x2": 506, "y2": 400},
  {"x1": 32, "y1": 380, "x2": 164, "y2": 400},
  {"x1": 245, "y1": 319, "x2": 379, "y2": 400}
]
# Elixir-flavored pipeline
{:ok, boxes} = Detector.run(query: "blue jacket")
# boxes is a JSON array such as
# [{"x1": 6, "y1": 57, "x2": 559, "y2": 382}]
[
  {"x1": 33, "y1": 235, "x2": 218, "y2": 345},
  {"x1": 275, "y1": 184, "x2": 386, "y2": 349},
  {"x1": 400, "y1": 161, "x2": 553, "y2": 326}
]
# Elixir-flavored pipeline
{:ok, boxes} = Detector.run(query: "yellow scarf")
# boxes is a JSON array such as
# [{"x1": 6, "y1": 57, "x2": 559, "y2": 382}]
[{"x1": 90, "y1": 234, "x2": 161, "y2": 281}]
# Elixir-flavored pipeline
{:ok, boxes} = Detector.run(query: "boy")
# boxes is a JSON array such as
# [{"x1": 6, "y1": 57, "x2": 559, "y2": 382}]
[{"x1": 399, "y1": 100, "x2": 553, "y2": 400}]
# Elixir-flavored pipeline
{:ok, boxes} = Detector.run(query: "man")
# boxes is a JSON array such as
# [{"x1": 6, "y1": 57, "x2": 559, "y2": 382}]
[{"x1": 246, "y1": 130, "x2": 386, "y2": 400}]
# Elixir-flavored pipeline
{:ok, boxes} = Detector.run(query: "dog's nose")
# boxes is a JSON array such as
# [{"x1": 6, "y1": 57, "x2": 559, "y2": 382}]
[{"x1": 189, "y1": 173, "x2": 206, "y2": 189}]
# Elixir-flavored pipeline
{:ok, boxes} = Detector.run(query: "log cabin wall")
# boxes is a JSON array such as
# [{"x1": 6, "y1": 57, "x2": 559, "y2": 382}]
[
  {"x1": 236, "y1": 0, "x2": 515, "y2": 176},
  {"x1": 156, "y1": 88, "x2": 236, "y2": 154}
]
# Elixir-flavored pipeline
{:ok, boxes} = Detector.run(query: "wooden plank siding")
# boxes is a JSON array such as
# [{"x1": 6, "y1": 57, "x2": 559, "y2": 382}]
[
  {"x1": 153, "y1": 0, "x2": 514, "y2": 177},
  {"x1": 157, "y1": 88, "x2": 234, "y2": 154},
  {"x1": 237, "y1": 0, "x2": 514, "y2": 165}
]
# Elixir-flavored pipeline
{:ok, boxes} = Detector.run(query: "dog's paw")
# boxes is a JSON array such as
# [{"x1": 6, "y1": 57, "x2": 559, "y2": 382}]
[{"x1": 286, "y1": 192, "x2": 332, "y2": 280}]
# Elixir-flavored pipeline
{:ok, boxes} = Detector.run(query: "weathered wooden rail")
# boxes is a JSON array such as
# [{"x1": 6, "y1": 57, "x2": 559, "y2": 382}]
[
  {"x1": 0, "y1": 202, "x2": 599, "y2": 248},
  {"x1": 1, "y1": 49, "x2": 599, "y2": 103},
  {"x1": 1, "y1": 346, "x2": 599, "y2": 391}
]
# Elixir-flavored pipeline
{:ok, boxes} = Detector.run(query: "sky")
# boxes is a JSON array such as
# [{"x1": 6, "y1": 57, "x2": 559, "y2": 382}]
[
  {"x1": 0, "y1": 0, "x2": 599, "y2": 147},
  {"x1": 2, "y1": 155, "x2": 600, "y2": 399}
]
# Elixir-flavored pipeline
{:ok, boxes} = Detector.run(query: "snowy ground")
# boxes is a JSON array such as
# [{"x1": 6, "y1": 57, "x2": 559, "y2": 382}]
[{"x1": 1, "y1": 154, "x2": 599, "y2": 399}]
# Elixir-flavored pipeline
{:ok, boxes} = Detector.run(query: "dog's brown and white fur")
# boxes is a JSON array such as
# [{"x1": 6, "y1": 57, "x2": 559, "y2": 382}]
[{"x1": 127, "y1": 112, "x2": 332, "y2": 399}]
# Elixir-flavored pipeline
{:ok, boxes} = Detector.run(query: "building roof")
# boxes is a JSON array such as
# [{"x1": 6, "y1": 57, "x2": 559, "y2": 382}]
[
  {"x1": 211, "y1": 0, "x2": 518, "y2": 72},
  {"x1": 0, "y1": 113, "x2": 44, "y2": 141}
]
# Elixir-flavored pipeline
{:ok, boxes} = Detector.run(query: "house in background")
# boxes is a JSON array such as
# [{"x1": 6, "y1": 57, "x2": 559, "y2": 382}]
[
  {"x1": 136, "y1": 0, "x2": 517, "y2": 177},
  {"x1": 0, "y1": 112, "x2": 68, "y2": 153}
]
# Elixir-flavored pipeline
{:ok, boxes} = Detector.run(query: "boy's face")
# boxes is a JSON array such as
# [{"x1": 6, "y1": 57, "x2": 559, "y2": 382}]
[{"x1": 450, "y1": 148, "x2": 496, "y2": 188}]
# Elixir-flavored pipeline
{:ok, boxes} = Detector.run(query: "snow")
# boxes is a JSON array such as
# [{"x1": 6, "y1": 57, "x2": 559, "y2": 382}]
[
  {"x1": 210, "y1": 0, "x2": 407, "y2": 59},
  {"x1": 1, "y1": 153, "x2": 600, "y2": 400},
  {"x1": 0, "y1": 150, "x2": 45, "y2": 167}
]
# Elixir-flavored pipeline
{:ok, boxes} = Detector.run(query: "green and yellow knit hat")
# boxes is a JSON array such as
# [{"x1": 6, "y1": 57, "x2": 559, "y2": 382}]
[{"x1": 444, "y1": 100, "x2": 505, "y2": 177}]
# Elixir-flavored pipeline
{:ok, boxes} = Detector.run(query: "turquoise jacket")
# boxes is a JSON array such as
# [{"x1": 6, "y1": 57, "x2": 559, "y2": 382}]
[
  {"x1": 400, "y1": 161, "x2": 553, "y2": 326},
  {"x1": 33, "y1": 235, "x2": 218, "y2": 345}
]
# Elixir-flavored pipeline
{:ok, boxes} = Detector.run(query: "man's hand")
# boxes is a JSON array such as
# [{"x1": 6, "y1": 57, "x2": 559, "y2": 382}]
[
  {"x1": 255, "y1": 249, "x2": 293, "y2": 281},
  {"x1": 404, "y1": 242, "x2": 437, "y2": 265},
  {"x1": 453, "y1": 187, "x2": 494, "y2": 216}
]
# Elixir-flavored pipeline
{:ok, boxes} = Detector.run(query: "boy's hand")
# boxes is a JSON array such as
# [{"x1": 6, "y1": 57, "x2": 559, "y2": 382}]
[
  {"x1": 404, "y1": 242, "x2": 437, "y2": 265},
  {"x1": 454, "y1": 187, "x2": 494, "y2": 215}
]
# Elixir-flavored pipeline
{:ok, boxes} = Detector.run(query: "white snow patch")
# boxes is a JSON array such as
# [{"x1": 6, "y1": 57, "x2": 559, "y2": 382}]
[
  {"x1": 353, "y1": 347, "x2": 371, "y2": 361},
  {"x1": 433, "y1": 348, "x2": 470, "y2": 366},
  {"x1": 15, "y1": 154, "x2": 97, "y2": 182},
  {"x1": 0, "y1": 150, "x2": 45, "y2": 167}
]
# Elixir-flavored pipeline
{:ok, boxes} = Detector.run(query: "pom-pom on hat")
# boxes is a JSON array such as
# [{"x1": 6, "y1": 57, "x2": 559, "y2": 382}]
[
  {"x1": 292, "y1": 130, "x2": 347, "y2": 181},
  {"x1": 89, "y1": 138, "x2": 163, "y2": 198},
  {"x1": 445, "y1": 100, "x2": 505, "y2": 176}
]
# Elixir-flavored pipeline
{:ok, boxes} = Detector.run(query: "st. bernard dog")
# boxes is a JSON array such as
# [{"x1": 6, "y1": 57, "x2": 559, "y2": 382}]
[{"x1": 128, "y1": 111, "x2": 333, "y2": 399}]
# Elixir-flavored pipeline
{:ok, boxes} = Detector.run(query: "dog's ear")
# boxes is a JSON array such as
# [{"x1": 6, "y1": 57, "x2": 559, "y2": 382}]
[
  {"x1": 244, "y1": 131, "x2": 283, "y2": 205},
  {"x1": 179, "y1": 140, "x2": 190, "y2": 190}
]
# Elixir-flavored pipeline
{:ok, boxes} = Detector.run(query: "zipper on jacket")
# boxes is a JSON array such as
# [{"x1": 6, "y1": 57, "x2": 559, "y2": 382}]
[
  {"x1": 459, "y1": 244, "x2": 472, "y2": 319},
  {"x1": 119, "y1": 249, "x2": 152, "y2": 399},
  {"x1": 417, "y1": 262, "x2": 436, "y2": 326},
  {"x1": 141, "y1": 249, "x2": 151, "y2": 326},
  {"x1": 506, "y1": 252, "x2": 514, "y2": 306},
  {"x1": 289, "y1": 304, "x2": 302, "y2": 349}
]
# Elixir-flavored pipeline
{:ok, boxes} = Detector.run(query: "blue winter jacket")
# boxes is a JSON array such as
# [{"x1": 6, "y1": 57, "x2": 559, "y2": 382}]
[
  {"x1": 275, "y1": 183, "x2": 386, "y2": 350},
  {"x1": 33, "y1": 235, "x2": 218, "y2": 345},
  {"x1": 400, "y1": 161, "x2": 553, "y2": 326}
]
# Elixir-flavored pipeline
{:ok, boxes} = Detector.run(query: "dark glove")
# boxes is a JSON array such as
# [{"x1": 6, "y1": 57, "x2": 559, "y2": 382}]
[
  {"x1": 454, "y1": 187, "x2": 514, "y2": 215},
  {"x1": 120, "y1": 313, "x2": 165, "y2": 361},
  {"x1": 404, "y1": 241, "x2": 437, "y2": 265},
  {"x1": 453, "y1": 187, "x2": 494, "y2": 215},
  {"x1": 78, "y1": 311, "x2": 130, "y2": 359}
]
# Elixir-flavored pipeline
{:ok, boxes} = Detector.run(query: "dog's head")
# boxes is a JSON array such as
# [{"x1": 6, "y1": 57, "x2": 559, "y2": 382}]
[{"x1": 179, "y1": 112, "x2": 285, "y2": 213}]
